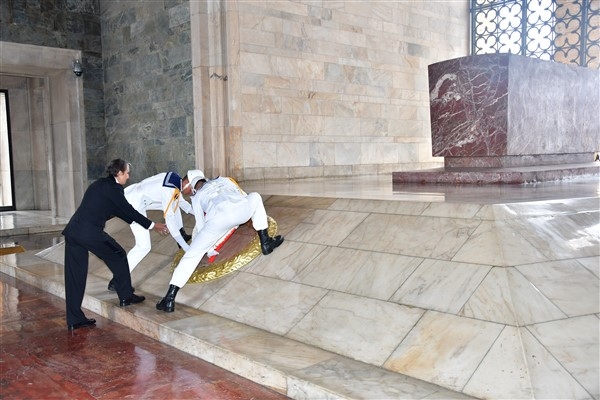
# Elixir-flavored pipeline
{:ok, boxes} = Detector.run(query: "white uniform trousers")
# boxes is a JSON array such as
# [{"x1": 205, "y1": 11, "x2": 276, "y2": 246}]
[
  {"x1": 128, "y1": 208, "x2": 184, "y2": 271},
  {"x1": 170, "y1": 192, "x2": 267, "y2": 287}
]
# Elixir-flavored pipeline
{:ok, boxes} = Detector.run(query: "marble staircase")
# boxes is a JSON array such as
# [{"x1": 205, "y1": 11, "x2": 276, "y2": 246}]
[{"x1": 0, "y1": 181, "x2": 598, "y2": 399}]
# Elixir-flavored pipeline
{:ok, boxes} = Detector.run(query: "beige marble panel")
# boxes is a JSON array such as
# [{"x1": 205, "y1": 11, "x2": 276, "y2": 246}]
[
  {"x1": 277, "y1": 142, "x2": 310, "y2": 167},
  {"x1": 528, "y1": 315, "x2": 600, "y2": 399},
  {"x1": 421, "y1": 203, "x2": 483, "y2": 219},
  {"x1": 244, "y1": 141, "x2": 278, "y2": 168},
  {"x1": 289, "y1": 356, "x2": 474, "y2": 400},
  {"x1": 362, "y1": 142, "x2": 399, "y2": 164},
  {"x1": 240, "y1": 52, "x2": 272, "y2": 75},
  {"x1": 462, "y1": 326, "x2": 534, "y2": 399},
  {"x1": 517, "y1": 259, "x2": 600, "y2": 316},
  {"x1": 460, "y1": 267, "x2": 566, "y2": 325},
  {"x1": 578, "y1": 255, "x2": 600, "y2": 278},
  {"x1": 8, "y1": 249, "x2": 60, "y2": 268},
  {"x1": 505, "y1": 211, "x2": 600, "y2": 260},
  {"x1": 160, "y1": 315, "x2": 288, "y2": 393},
  {"x1": 476, "y1": 200, "x2": 579, "y2": 221},
  {"x1": 391, "y1": 259, "x2": 490, "y2": 314},
  {"x1": 3, "y1": 254, "x2": 63, "y2": 277},
  {"x1": 2, "y1": 256, "x2": 65, "y2": 298},
  {"x1": 328, "y1": 198, "x2": 430, "y2": 215},
  {"x1": 384, "y1": 311, "x2": 504, "y2": 392},
  {"x1": 36, "y1": 240, "x2": 65, "y2": 264},
  {"x1": 201, "y1": 272, "x2": 327, "y2": 335},
  {"x1": 264, "y1": 195, "x2": 337, "y2": 210},
  {"x1": 165, "y1": 312, "x2": 336, "y2": 373},
  {"x1": 245, "y1": 241, "x2": 328, "y2": 281},
  {"x1": 130, "y1": 252, "x2": 177, "y2": 288},
  {"x1": 341, "y1": 213, "x2": 480, "y2": 260},
  {"x1": 334, "y1": 143, "x2": 361, "y2": 165},
  {"x1": 136, "y1": 259, "x2": 181, "y2": 296},
  {"x1": 288, "y1": 291, "x2": 424, "y2": 366},
  {"x1": 295, "y1": 246, "x2": 422, "y2": 300},
  {"x1": 452, "y1": 220, "x2": 550, "y2": 266},
  {"x1": 285, "y1": 209, "x2": 369, "y2": 246},
  {"x1": 258, "y1": 209, "x2": 314, "y2": 243},
  {"x1": 290, "y1": 115, "x2": 325, "y2": 136},
  {"x1": 463, "y1": 325, "x2": 591, "y2": 399}
]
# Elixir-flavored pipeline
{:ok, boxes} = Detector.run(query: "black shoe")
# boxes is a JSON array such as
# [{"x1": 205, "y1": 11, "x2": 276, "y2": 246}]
[
  {"x1": 119, "y1": 294, "x2": 146, "y2": 307},
  {"x1": 108, "y1": 278, "x2": 134, "y2": 292},
  {"x1": 257, "y1": 229, "x2": 284, "y2": 255},
  {"x1": 67, "y1": 318, "x2": 96, "y2": 330},
  {"x1": 156, "y1": 284, "x2": 180, "y2": 313}
]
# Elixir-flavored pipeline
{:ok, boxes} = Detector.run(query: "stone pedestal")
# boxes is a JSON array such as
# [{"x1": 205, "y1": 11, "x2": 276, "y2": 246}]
[{"x1": 394, "y1": 54, "x2": 600, "y2": 184}]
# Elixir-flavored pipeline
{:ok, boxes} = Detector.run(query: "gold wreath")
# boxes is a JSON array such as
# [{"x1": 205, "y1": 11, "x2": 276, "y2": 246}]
[{"x1": 170, "y1": 216, "x2": 278, "y2": 284}]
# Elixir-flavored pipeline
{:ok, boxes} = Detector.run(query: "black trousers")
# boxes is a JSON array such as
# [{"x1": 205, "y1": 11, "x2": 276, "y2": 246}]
[{"x1": 63, "y1": 223, "x2": 134, "y2": 325}]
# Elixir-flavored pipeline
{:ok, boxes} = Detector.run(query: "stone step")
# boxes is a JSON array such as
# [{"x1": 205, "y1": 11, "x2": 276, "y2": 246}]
[
  {"x1": 0, "y1": 254, "x2": 474, "y2": 400},
  {"x1": 393, "y1": 162, "x2": 600, "y2": 184}
]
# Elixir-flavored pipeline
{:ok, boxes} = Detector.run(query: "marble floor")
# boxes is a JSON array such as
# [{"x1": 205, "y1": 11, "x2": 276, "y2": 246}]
[
  {"x1": 0, "y1": 273, "x2": 290, "y2": 400},
  {"x1": 0, "y1": 174, "x2": 598, "y2": 399}
]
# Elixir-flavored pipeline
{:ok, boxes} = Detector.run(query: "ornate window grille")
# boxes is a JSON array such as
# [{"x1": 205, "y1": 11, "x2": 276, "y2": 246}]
[{"x1": 471, "y1": 0, "x2": 600, "y2": 69}]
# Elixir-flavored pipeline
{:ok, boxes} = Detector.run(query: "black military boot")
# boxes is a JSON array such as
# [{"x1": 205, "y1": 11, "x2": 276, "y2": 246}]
[
  {"x1": 179, "y1": 227, "x2": 192, "y2": 243},
  {"x1": 257, "y1": 229, "x2": 284, "y2": 255},
  {"x1": 156, "y1": 284, "x2": 180, "y2": 312},
  {"x1": 177, "y1": 228, "x2": 193, "y2": 249}
]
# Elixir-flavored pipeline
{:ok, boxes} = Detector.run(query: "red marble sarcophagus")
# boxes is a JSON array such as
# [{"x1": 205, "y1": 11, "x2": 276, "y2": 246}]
[
  {"x1": 429, "y1": 53, "x2": 599, "y2": 168},
  {"x1": 393, "y1": 54, "x2": 599, "y2": 184}
]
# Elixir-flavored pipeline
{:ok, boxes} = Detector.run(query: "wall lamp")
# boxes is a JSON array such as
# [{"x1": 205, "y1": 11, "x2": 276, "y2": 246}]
[{"x1": 72, "y1": 59, "x2": 83, "y2": 77}]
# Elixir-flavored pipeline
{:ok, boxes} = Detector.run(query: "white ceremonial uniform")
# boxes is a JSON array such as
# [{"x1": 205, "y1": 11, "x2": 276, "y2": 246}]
[
  {"x1": 124, "y1": 173, "x2": 194, "y2": 271},
  {"x1": 170, "y1": 177, "x2": 268, "y2": 287}
]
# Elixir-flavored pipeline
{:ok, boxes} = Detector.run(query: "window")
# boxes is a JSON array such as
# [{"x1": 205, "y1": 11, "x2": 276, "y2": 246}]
[{"x1": 471, "y1": 0, "x2": 600, "y2": 69}]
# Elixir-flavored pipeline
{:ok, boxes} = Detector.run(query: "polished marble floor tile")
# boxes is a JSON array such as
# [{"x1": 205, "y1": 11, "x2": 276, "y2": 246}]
[
  {"x1": 201, "y1": 272, "x2": 328, "y2": 335},
  {"x1": 528, "y1": 315, "x2": 600, "y2": 399},
  {"x1": 245, "y1": 241, "x2": 326, "y2": 281},
  {"x1": 390, "y1": 259, "x2": 490, "y2": 314},
  {"x1": 284, "y1": 209, "x2": 370, "y2": 246},
  {"x1": 517, "y1": 259, "x2": 600, "y2": 316},
  {"x1": 0, "y1": 274, "x2": 289, "y2": 400},
  {"x1": 451, "y1": 219, "x2": 551, "y2": 266},
  {"x1": 578, "y1": 255, "x2": 600, "y2": 277},
  {"x1": 460, "y1": 266, "x2": 567, "y2": 326},
  {"x1": 383, "y1": 311, "x2": 504, "y2": 392},
  {"x1": 341, "y1": 213, "x2": 481, "y2": 260},
  {"x1": 288, "y1": 291, "x2": 424, "y2": 366},
  {"x1": 463, "y1": 325, "x2": 592, "y2": 399},
  {"x1": 294, "y1": 246, "x2": 422, "y2": 301}
]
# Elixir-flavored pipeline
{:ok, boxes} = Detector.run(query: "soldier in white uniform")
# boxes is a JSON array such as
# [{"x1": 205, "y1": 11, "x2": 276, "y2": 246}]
[
  {"x1": 107, "y1": 171, "x2": 194, "y2": 291},
  {"x1": 156, "y1": 169, "x2": 284, "y2": 312}
]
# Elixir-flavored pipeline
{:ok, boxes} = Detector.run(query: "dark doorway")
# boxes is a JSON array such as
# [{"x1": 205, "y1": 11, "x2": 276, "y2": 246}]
[{"x1": 1, "y1": 89, "x2": 16, "y2": 211}]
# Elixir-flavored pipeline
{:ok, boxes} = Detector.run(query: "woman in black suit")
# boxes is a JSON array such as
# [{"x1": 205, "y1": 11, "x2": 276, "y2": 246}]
[{"x1": 62, "y1": 159, "x2": 168, "y2": 330}]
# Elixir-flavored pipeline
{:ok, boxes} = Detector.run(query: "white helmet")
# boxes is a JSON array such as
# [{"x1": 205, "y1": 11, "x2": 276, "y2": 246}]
[{"x1": 186, "y1": 169, "x2": 206, "y2": 189}]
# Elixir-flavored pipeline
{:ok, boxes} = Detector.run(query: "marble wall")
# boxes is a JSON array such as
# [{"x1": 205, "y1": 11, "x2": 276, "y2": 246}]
[
  {"x1": 429, "y1": 54, "x2": 600, "y2": 168},
  {"x1": 231, "y1": 1, "x2": 469, "y2": 180},
  {"x1": 100, "y1": 0, "x2": 196, "y2": 179},
  {"x1": 2, "y1": 0, "x2": 470, "y2": 201}
]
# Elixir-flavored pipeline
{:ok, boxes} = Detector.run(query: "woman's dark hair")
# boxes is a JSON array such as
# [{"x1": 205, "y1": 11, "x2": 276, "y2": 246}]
[{"x1": 105, "y1": 159, "x2": 130, "y2": 177}]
